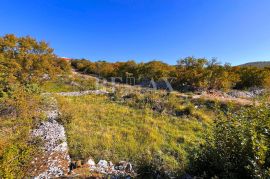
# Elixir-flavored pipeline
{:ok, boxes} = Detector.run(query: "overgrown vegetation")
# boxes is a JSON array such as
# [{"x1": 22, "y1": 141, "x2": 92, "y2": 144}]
[
  {"x1": 0, "y1": 87, "x2": 43, "y2": 178},
  {"x1": 0, "y1": 34, "x2": 71, "y2": 178},
  {"x1": 106, "y1": 86, "x2": 213, "y2": 122},
  {"x1": 41, "y1": 75, "x2": 97, "y2": 93},
  {"x1": 72, "y1": 57, "x2": 270, "y2": 91},
  {"x1": 57, "y1": 93, "x2": 210, "y2": 177},
  {"x1": 0, "y1": 33, "x2": 270, "y2": 178},
  {"x1": 189, "y1": 101, "x2": 270, "y2": 178}
]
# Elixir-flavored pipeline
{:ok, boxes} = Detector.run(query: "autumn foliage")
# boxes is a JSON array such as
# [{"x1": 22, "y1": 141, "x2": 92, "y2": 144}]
[
  {"x1": 72, "y1": 57, "x2": 270, "y2": 91},
  {"x1": 0, "y1": 34, "x2": 71, "y2": 178}
]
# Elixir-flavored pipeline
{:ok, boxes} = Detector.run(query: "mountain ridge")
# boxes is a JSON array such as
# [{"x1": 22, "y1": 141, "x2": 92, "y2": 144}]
[{"x1": 239, "y1": 61, "x2": 270, "y2": 68}]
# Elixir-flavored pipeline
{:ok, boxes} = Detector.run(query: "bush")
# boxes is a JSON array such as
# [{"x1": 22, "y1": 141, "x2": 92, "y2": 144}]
[
  {"x1": 189, "y1": 103, "x2": 270, "y2": 178},
  {"x1": 0, "y1": 87, "x2": 43, "y2": 178}
]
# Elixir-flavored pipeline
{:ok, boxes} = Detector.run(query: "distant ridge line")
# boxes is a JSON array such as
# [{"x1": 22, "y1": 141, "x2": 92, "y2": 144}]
[{"x1": 239, "y1": 61, "x2": 270, "y2": 68}]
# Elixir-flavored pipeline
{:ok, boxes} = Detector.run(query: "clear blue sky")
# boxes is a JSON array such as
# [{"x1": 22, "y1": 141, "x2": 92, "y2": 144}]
[{"x1": 1, "y1": 0, "x2": 270, "y2": 65}]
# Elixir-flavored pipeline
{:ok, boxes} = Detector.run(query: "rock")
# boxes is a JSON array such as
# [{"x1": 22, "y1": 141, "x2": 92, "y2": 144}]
[
  {"x1": 87, "y1": 158, "x2": 96, "y2": 166},
  {"x1": 227, "y1": 89, "x2": 264, "y2": 99},
  {"x1": 114, "y1": 161, "x2": 133, "y2": 173},
  {"x1": 108, "y1": 161, "x2": 114, "y2": 167},
  {"x1": 57, "y1": 90, "x2": 108, "y2": 97},
  {"x1": 32, "y1": 120, "x2": 67, "y2": 152},
  {"x1": 97, "y1": 160, "x2": 108, "y2": 168},
  {"x1": 84, "y1": 159, "x2": 135, "y2": 178},
  {"x1": 31, "y1": 95, "x2": 71, "y2": 178},
  {"x1": 70, "y1": 81, "x2": 80, "y2": 86},
  {"x1": 42, "y1": 74, "x2": 50, "y2": 80}
]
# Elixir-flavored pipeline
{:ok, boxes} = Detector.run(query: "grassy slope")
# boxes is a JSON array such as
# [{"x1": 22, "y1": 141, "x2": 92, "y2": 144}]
[
  {"x1": 57, "y1": 94, "x2": 209, "y2": 173},
  {"x1": 41, "y1": 76, "x2": 97, "y2": 93}
]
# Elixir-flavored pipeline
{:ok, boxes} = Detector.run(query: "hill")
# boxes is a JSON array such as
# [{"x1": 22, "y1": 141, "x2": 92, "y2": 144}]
[
  {"x1": 1, "y1": 34, "x2": 270, "y2": 178},
  {"x1": 239, "y1": 61, "x2": 270, "y2": 68}
]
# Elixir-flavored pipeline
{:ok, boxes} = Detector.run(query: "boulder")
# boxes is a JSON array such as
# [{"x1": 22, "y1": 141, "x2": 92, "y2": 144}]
[
  {"x1": 108, "y1": 161, "x2": 114, "y2": 167},
  {"x1": 97, "y1": 160, "x2": 108, "y2": 168},
  {"x1": 114, "y1": 161, "x2": 133, "y2": 173},
  {"x1": 87, "y1": 158, "x2": 96, "y2": 166}
]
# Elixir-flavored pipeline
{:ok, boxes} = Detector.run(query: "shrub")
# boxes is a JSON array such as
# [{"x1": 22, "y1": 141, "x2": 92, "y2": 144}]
[
  {"x1": 189, "y1": 103, "x2": 270, "y2": 178},
  {"x1": 0, "y1": 87, "x2": 43, "y2": 178}
]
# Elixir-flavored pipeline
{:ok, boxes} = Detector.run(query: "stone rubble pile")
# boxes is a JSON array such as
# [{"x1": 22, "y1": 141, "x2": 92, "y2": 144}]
[
  {"x1": 31, "y1": 96, "x2": 71, "y2": 178},
  {"x1": 227, "y1": 89, "x2": 265, "y2": 98},
  {"x1": 32, "y1": 120, "x2": 68, "y2": 152},
  {"x1": 71, "y1": 159, "x2": 135, "y2": 177},
  {"x1": 204, "y1": 89, "x2": 265, "y2": 99},
  {"x1": 57, "y1": 90, "x2": 108, "y2": 96}
]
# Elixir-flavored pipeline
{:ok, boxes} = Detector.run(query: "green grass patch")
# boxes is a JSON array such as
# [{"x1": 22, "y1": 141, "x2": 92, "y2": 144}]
[
  {"x1": 57, "y1": 94, "x2": 209, "y2": 173},
  {"x1": 41, "y1": 76, "x2": 97, "y2": 93}
]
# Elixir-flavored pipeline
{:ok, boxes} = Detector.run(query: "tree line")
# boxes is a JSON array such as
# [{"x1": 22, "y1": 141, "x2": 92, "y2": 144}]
[{"x1": 72, "y1": 57, "x2": 270, "y2": 91}]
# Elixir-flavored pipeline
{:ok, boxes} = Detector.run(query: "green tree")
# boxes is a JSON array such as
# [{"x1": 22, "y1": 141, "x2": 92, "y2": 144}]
[
  {"x1": 0, "y1": 34, "x2": 70, "y2": 85},
  {"x1": 235, "y1": 67, "x2": 269, "y2": 89},
  {"x1": 176, "y1": 57, "x2": 208, "y2": 90},
  {"x1": 139, "y1": 60, "x2": 175, "y2": 81}
]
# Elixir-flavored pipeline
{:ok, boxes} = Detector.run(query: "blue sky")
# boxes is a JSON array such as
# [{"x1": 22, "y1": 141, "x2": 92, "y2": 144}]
[{"x1": 1, "y1": 0, "x2": 270, "y2": 65}]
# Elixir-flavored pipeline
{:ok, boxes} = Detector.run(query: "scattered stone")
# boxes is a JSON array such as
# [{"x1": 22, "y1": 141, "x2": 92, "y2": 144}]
[
  {"x1": 97, "y1": 160, "x2": 108, "y2": 168},
  {"x1": 30, "y1": 95, "x2": 71, "y2": 178},
  {"x1": 42, "y1": 74, "x2": 50, "y2": 80},
  {"x1": 57, "y1": 90, "x2": 108, "y2": 97},
  {"x1": 87, "y1": 158, "x2": 96, "y2": 166},
  {"x1": 114, "y1": 161, "x2": 133, "y2": 172},
  {"x1": 72, "y1": 158, "x2": 136, "y2": 178},
  {"x1": 227, "y1": 89, "x2": 264, "y2": 99},
  {"x1": 109, "y1": 161, "x2": 114, "y2": 167},
  {"x1": 70, "y1": 81, "x2": 80, "y2": 86}
]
